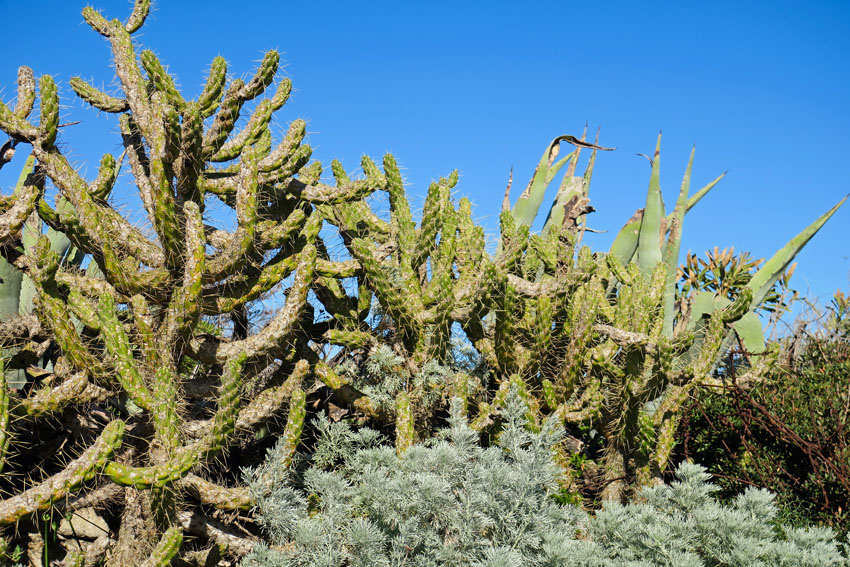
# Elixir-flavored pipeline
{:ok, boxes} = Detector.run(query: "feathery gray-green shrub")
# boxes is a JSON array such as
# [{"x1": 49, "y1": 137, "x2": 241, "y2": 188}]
[{"x1": 243, "y1": 391, "x2": 848, "y2": 567}]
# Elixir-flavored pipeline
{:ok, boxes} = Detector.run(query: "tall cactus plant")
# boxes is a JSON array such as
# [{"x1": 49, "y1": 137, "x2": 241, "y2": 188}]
[{"x1": 0, "y1": 1, "x2": 387, "y2": 563}]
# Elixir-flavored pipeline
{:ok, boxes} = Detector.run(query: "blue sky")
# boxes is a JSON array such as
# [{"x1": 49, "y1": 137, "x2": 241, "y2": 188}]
[{"x1": 1, "y1": 0, "x2": 848, "y2": 314}]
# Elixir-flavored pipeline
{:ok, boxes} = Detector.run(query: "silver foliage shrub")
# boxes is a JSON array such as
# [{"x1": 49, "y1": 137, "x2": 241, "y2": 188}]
[{"x1": 242, "y1": 391, "x2": 848, "y2": 567}]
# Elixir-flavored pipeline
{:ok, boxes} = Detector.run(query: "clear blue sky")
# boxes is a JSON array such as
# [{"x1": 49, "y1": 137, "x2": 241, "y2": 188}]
[{"x1": 1, "y1": 0, "x2": 848, "y2": 310}]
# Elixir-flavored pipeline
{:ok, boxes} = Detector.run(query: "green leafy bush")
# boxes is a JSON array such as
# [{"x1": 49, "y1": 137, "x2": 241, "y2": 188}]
[{"x1": 243, "y1": 392, "x2": 848, "y2": 566}]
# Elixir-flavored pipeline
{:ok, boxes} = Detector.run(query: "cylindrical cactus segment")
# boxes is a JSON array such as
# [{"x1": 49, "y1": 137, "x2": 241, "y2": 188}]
[
  {"x1": 395, "y1": 391, "x2": 415, "y2": 454},
  {"x1": 90, "y1": 153, "x2": 119, "y2": 200},
  {"x1": 240, "y1": 50, "x2": 280, "y2": 101},
  {"x1": 198, "y1": 56, "x2": 228, "y2": 117},
  {"x1": 97, "y1": 292, "x2": 154, "y2": 411},
  {"x1": 278, "y1": 387, "x2": 306, "y2": 469},
  {"x1": 70, "y1": 77, "x2": 129, "y2": 113},
  {"x1": 141, "y1": 526, "x2": 183, "y2": 567},
  {"x1": 124, "y1": 0, "x2": 151, "y2": 33},
  {"x1": 38, "y1": 75, "x2": 60, "y2": 148},
  {"x1": 0, "y1": 419, "x2": 125, "y2": 525},
  {"x1": 141, "y1": 50, "x2": 185, "y2": 110},
  {"x1": 0, "y1": 361, "x2": 10, "y2": 474},
  {"x1": 14, "y1": 66, "x2": 36, "y2": 118},
  {"x1": 81, "y1": 6, "x2": 112, "y2": 37}
]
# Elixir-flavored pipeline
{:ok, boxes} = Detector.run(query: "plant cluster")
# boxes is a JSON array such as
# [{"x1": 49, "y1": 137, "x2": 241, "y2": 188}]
[
  {"x1": 0, "y1": 0, "x2": 845, "y2": 564},
  {"x1": 243, "y1": 391, "x2": 849, "y2": 567}
]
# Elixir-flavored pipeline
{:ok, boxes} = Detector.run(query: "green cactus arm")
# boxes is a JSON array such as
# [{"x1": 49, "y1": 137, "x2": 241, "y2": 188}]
[
  {"x1": 240, "y1": 50, "x2": 280, "y2": 101},
  {"x1": 69, "y1": 77, "x2": 129, "y2": 112},
  {"x1": 97, "y1": 293, "x2": 154, "y2": 411},
  {"x1": 258, "y1": 118, "x2": 306, "y2": 172},
  {"x1": 14, "y1": 65, "x2": 36, "y2": 119},
  {"x1": 278, "y1": 387, "x2": 306, "y2": 469},
  {"x1": 209, "y1": 244, "x2": 316, "y2": 362},
  {"x1": 161, "y1": 201, "x2": 204, "y2": 348},
  {"x1": 36, "y1": 75, "x2": 60, "y2": 149},
  {"x1": 324, "y1": 328, "x2": 376, "y2": 349},
  {"x1": 383, "y1": 154, "x2": 417, "y2": 267},
  {"x1": 349, "y1": 236, "x2": 420, "y2": 347},
  {"x1": 201, "y1": 79, "x2": 246, "y2": 158},
  {"x1": 290, "y1": 177, "x2": 383, "y2": 205},
  {"x1": 0, "y1": 163, "x2": 42, "y2": 242},
  {"x1": 186, "y1": 360, "x2": 310, "y2": 440},
  {"x1": 18, "y1": 371, "x2": 90, "y2": 417},
  {"x1": 635, "y1": 134, "x2": 664, "y2": 275},
  {"x1": 0, "y1": 98, "x2": 38, "y2": 142},
  {"x1": 123, "y1": 0, "x2": 151, "y2": 34},
  {"x1": 93, "y1": 16, "x2": 158, "y2": 142},
  {"x1": 395, "y1": 391, "x2": 415, "y2": 454},
  {"x1": 140, "y1": 527, "x2": 182, "y2": 567},
  {"x1": 30, "y1": 237, "x2": 104, "y2": 375},
  {"x1": 89, "y1": 153, "x2": 120, "y2": 201},
  {"x1": 197, "y1": 56, "x2": 228, "y2": 117},
  {"x1": 104, "y1": 444, "x2": 199, "y2": 489},
  {"x1": 180, "y1": 474, "x2": 253, "y2": 511},
  {"x1": 661, "y1": 147, "x2": 694, "y2": 337},
  {"x1": 747, "y1": 195, "x2": 847, "y2": 307},
  {"x1": 204, "y1": 150, "x2": 261, "y2": 281},
  {"x1": 314, "y1": 362, "x2": 383, "y2": 419},
  {"x1": 205, "y1": 250, "x2": 300, "y2": 314},
  {"x1": 413, "y1": 179, "x2": 448, "y2": 269},
  {"x1": 140, "y1": 50, "x2": 186, "y2": 110},
  {"x1": 176, "y1": 102, "x2": 204, "y2": 204},
  {"x1": 210, "y1": 98, "x2": 274, "y2": 162},
  {"x1": 0, "y1": 419, "x2": 125, "y2": 525},
  {"x1": 256, "y1": 143, "x2": 313, "y2": 186},
  {"x1": 0, "y1": 361, "x2": 9, "y2": 474}
]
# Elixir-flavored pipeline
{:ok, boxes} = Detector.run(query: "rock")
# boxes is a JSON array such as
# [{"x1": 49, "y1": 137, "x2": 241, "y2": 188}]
[{"x1": 57, "y1": 507, "x2": 110, "y2": 540}]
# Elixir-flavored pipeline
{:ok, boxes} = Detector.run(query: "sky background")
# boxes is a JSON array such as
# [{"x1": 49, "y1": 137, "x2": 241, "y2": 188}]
[{"x1": 1, "y1": 0, "x2": 848, "y2": 323}]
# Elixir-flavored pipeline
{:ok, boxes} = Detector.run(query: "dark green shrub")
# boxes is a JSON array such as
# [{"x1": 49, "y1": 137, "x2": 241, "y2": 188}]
[{"x1": 681, "y1": 290, "x2": 850, "y2": 534}]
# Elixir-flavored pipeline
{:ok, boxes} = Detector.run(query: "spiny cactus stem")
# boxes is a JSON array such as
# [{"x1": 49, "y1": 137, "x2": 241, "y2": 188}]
[
  {"x1": 70, "y1": 77, "x2": 129, "y2": 113},
  {"x1": 395, "y1": 391, "x2": 415, "y2": 454},
  {"x1": 140, "y1": 526, "x2": 182, "y2": 567},
  {"x1": 179, "y1": 474, "x2": 254, "y2": 511},
  {"x1": 0, "y1": 419, "x2": 125, "y2": 525},
  {"x1": 97, "y1": 293, "x2": 154, "y2": 411},
  {"x1": 278, "y1": 387, "x2": 306, "y2": 469},
  {"x1": 0, "y1": 363, "x2": 10, "y2": 474}
]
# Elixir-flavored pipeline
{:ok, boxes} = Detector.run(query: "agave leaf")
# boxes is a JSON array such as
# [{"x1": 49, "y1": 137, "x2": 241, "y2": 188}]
[
  {"x1": 610, "y1": 169, "x2": 725, "y2": 267},
  {"x1": 746, "y1": 195, "x2": 847, "y2": 307},
  {"x1": 731, "y1": 311, "x2": 765, "y2": 354},
  {"x1": 662, "y1": 147, "x2": 694, "y2": 337},
  {"x1": 635, "y1": 134, "x2": 664, "y2": 274},
  {"x1": 541, "y1": 176, "x2": 584, "y2": 235},
  {"x1": 512, "y1": 135, "x2": 613, "y2": 228}
]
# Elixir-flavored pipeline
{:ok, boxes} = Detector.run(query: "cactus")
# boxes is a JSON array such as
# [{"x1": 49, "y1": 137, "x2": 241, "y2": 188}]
[
  {"x1": 307, "y1": 128, "x2": 842, "y2": 505},
  {"x1": 0, "y1": 0, "x2": 385, "y2": 562}
]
